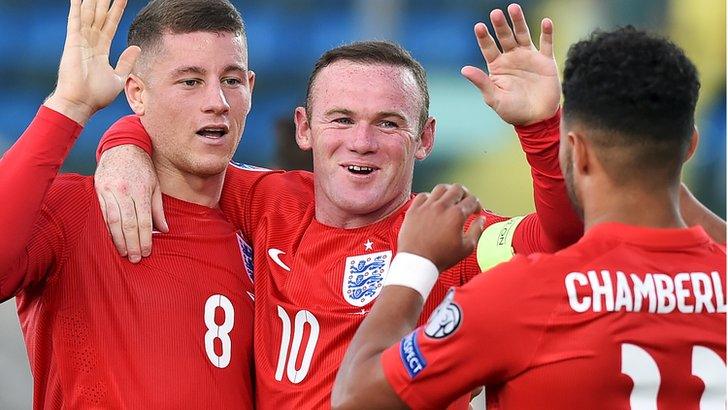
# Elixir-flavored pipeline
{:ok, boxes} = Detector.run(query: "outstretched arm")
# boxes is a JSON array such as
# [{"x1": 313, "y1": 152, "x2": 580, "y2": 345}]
[
  {"x1": 463, "y1": 4, "x2": 582, "y2": 265},
  {"x1": 0, "y1": 0, "x2": 138, "y2": 299},
  {"x1": 332, "y1": 184, "x2": 484, "y2": 409}
]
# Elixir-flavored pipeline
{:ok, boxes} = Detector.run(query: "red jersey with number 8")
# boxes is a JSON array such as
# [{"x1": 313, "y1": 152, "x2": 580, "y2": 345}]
[{"x1": 381, "y1": 223, "x2": 726, "y2": 409}]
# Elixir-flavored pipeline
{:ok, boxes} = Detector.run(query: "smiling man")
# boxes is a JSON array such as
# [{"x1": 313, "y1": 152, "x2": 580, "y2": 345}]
[
  {"x1": 94, "y1": 6, "x2": 583, "y2": 408},
  {"x1": 0, "y1": 0, "x2": 255, "y2": 407},
  {"x1": 332, "y1": 27, "x2": 726, "y2": 410}
]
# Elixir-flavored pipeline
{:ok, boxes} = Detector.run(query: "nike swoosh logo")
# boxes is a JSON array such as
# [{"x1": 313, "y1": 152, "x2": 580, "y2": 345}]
[{"x1": 267, "y1": 248, "x2": 291, "y2": 272}]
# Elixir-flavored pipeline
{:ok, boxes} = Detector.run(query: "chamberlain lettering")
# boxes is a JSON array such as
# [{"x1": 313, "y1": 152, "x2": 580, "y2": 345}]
[{"x1": 565, "y1": 270, "x2": 726, "y2": 314}]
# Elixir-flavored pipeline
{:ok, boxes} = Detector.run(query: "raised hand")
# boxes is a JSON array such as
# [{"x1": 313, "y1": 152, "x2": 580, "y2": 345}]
[
  {"x1": 45, "y1": 0, "x2": 140, "y2": 125},
  {"x1": 462, "y1": 3, "x2": 560, "y2": 126},
  {"x1": 398, "y1": 184, "x2": 485, "y2": 272}
]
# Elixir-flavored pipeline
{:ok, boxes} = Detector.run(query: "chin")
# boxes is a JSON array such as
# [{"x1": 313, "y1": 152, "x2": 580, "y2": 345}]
[{"x1": 187, "y1": 159, "x2": 230, "y2": 177}]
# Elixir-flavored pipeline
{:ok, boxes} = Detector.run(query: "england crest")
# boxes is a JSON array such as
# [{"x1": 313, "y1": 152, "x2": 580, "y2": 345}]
[{"x1": 343, "y1": 250, "x2": 392, "y2": 307}]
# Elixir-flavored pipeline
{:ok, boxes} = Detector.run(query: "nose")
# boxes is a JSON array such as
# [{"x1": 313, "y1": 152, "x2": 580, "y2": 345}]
[
  {"x1": 202, "y1": 83, "x2": 230, "y2": 115},
  {"x1": 347, "y1": 124, "x2": 378, "y2": 154}
]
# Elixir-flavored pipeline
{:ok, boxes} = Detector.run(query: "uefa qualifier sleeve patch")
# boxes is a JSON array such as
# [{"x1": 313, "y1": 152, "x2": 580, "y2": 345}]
[{"x1": 399, "y1": 330, "x2": 427, "y2": 378}]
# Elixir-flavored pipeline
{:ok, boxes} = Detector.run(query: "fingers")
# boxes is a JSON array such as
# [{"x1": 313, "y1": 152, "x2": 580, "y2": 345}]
[
  {"x1": 461, "y1": 66, "x2": 496, "y2": 107},
  {"x1": 80, "y1": 0, "x2": 97, "y2": 29},
  {"x1": 92, "y1": 0, "x2": 111, "y2": 30},
  {"x1": 507, "y1": 3, "x2": 533, "y2": 48},
  {"x1": 67, "y1": 0, "x2": 82, "y2": 34},
  {"x1": 437, "y1": 184, "x2": 467, "y2": 207},
  {"x1": 539, "y1": 18, "x2": 554, "y2": 57},
  {"x1": 115, "y1": 45, "x2": 141, "y2": 78},
  {"x1": 151, "y1": 185, "x2": 169, "y2": 233},
  {"x1": 117, "y1": 191, "x2": 143, "y2": 263},
  {"x1": 473, "y1": 22, "x2": 500, "y2": 64},
  {"x1": 98, "y1": 186, "x2": 128, "y2": 257},
  {"x1": 133, "y1": 194, "x2": 153, "y2": 258},
  {"x1": 490, "y1": 9, "x2": 518, "y2": 52},
  {"x1": 464, "y1": 216, "x2": 486, "y2": 250},
  {"x1": 458, "y1": 194, "x2": 482, "y2": 217},
  {"x1": 101, "y1": 0, "x2": 128, "y2": 43}
]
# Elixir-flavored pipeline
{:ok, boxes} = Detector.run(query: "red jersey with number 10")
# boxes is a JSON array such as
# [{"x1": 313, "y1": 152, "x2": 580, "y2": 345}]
[
  {"x1": 382, "y1": 223, "x2": 726, "y2": 409},
  {"x1": 99, "y1": 111, "x2": 580, "y2": 409}
]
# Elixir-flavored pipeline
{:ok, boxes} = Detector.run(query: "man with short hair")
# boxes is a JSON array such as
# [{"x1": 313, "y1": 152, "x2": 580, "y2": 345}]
[
  {"x1": 95, "y1": 4, "x2": 724, "y2": 408},
  {"x1": 332, "y1": 26, "x2": 726, "y2": 410},
  {"x1": 96, "y1": 6, "x2": 584, "y2": 408},
  {"x1": 0, "y1": 0, "x2": 255, "y2": 407}
]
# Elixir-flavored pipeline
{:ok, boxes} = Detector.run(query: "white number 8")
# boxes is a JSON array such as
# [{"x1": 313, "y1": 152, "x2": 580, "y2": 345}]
[{"x1": 205, "y1": 294, "x2": 235, "y2": 368}]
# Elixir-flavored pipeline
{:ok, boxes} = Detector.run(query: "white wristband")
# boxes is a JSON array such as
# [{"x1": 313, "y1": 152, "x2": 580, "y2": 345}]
[{"x1": 383, "y1": 252, "x2": 439, "y2": 301}]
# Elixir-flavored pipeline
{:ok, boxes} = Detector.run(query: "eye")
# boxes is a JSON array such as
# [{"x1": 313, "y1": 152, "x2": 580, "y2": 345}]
[
  {"x1": 333, "y1": 117, "x2": 354, "y2": 125},
  {"x1": 180, "y1": 79, "x2": 201, "y2": 87},
  {"x1": 222, "y1": 77, "x2": 242, "y2": 87},
  {"x1": 379, "y1": 120, "x2": 398, "y2": 128}
]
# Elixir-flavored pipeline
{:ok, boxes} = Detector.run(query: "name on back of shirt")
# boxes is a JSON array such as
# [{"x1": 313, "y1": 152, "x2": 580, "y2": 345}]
[{"x1": 565, "y1": 270, "x2": 726, "y2": 314}]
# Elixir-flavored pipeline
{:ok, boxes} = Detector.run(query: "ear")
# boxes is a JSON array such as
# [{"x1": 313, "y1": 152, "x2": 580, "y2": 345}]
[
  {"x1": 294, "y1": 107, "x2": 312, "y2": 151},
  {"x1": 246, "y1": 70, "x2": 256, "y2": 114},
  {"x1": 569, "y1": 131, "x2": 591, "y2": 176},
  {"x1": 684, "y1": 126, "x2": 700, "y2": 163},
  {"x1": 125, "y1": 74, "x2": 146, "y2": 116},
  {"x1": 415, "y1": 117, "x2": 436, "y2": 160}
]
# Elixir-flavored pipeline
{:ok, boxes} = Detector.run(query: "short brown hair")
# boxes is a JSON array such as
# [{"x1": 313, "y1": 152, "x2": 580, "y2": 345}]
[
  {"x1": 128, "y1": 0, "x2": 246, "y2": 70},
  {"x1": 305, "y1": 41, "x2": 430, "y2": 133}
]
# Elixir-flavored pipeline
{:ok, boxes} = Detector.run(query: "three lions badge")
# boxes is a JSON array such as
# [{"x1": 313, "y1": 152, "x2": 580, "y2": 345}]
[{"x1": 343, "y1": 250, "x2": 392, "y2": 307}]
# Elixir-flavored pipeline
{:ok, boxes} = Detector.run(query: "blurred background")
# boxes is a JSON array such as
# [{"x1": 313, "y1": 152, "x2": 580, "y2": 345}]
[{"x1": 0, "y1": 0, "x2": 724, "y2": 408}]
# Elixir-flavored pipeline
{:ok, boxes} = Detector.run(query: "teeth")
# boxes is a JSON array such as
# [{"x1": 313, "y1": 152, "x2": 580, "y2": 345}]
[{"x1": 348, "y1": 165, "x2": 374, "y2": 172}]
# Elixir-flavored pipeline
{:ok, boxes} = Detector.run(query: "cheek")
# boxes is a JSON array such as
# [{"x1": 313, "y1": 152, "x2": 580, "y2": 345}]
[{"x1": 226, "y1": 89, "x2": 251, "y2": 112}]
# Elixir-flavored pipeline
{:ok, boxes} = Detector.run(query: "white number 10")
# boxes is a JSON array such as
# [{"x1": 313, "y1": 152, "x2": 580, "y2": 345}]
[
  {"x1": 621, "y1": 343, "x2": 726, "y2": 409},
  {"x1": 275, "y1": 306, "x2": 320, "y2": 383}
]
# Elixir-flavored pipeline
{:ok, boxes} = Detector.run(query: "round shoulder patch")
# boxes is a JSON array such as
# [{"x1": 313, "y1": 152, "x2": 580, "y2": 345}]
[{"x1": 424, "y1": 288, "x2": 462, "y2": 339}]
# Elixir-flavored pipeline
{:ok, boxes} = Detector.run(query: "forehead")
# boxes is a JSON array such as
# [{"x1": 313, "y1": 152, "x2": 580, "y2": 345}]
[
  {"x1": 310, "y1": 61, "x2": 421, "y2": 117},
  {"x1": 151, "y1": 31, "x2": 248, "y2": 71}
]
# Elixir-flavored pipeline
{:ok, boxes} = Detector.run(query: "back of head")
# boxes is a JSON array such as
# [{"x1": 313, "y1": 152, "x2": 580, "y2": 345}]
[
  {"x1": 305, "y1": 41, "x2": 430, "y2": 132},
  {"x1": 562, "y1": 26, "x2": 700, "y2": 185},
  {"x1": 128, "y1": 0, "x2": 246, "y2": 73}
]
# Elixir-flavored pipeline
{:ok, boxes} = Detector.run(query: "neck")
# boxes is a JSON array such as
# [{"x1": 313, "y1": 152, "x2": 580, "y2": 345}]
[
  {"x1": 314, "y1": 188, "x2": 410, "y2": 229},
  {"x1": 582, "y1": 180, "x2": 686, "y2": 232},
  {"x1": 155, "y1": 162, "x2": 224, "y2": 208}
]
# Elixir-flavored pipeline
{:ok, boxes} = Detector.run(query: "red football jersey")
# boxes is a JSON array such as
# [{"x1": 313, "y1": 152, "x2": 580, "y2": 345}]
[
  {"x1": 98, "y1": 110, "x2": 580, "y2": 408},
  {"x1": 382, "y1": 223, "x2": 727, "y2": 409},
  {"x1": 1, "y1": 108, "x2": 255, "y2": 409}
]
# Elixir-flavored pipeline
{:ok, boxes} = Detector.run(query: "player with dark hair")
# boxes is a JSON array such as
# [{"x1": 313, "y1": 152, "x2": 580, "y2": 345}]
[
  {"x1": 94, "y1": 5, "x2": 724, "y2": 408},
  {"x1": 0, "y1": 0, "x2": 255, "y2": 407},
  {"x1": 94, "y1": 5, "x2": 586, "y2": 408},
  {"x1": 332, "y1": 26, "x2": 726, "y2": 410}
]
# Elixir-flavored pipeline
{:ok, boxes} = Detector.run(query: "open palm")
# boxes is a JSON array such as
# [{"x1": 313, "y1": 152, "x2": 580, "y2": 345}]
[
  {"x1": 462, "y1": 4, "x2": 560, "y2": 126},
  {"x1": 49, "y1": 0, "x2": 140, "y2": 124}
]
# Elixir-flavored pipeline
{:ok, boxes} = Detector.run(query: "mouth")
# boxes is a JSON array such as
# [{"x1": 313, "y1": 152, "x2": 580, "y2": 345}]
[
  {"x1": 342, "y1": 163, "x2": 379, "y2": 176},
  {"x1": 196, "y1": 125, "x2": 230, "y2": 140}
]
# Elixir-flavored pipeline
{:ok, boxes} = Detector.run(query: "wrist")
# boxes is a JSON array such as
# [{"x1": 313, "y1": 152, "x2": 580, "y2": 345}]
[
  {"x1": 515, "y1": 107, "x2": 561, "y2": 133},
  {"x1": 383, "y1": 252, "x2": 439, "y2": 301},
  {"x1": 43, "y1": 94, "x2": 95, "y2": 126}
]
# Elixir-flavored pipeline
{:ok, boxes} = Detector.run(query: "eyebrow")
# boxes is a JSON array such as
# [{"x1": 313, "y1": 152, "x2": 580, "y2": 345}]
[
  {"x1": 324, "y1": 108, "x2": 355, "y2": 117},
  {"x1": 323, "y1": 108, "x2": 408, "y2": 123},
  {"x1": 171, "y1": 64, "x2": 248, "y2": 78}
]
